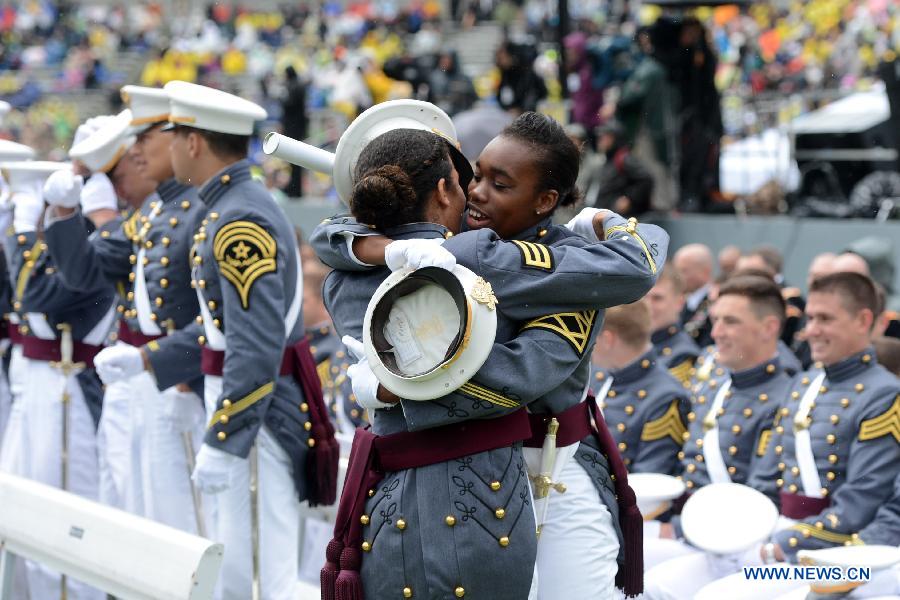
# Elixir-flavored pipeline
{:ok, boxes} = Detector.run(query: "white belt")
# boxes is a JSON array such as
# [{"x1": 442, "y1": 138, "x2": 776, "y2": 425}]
[
  {"x1": 594, "y1": 376, "x2": 614, "y2": 416},
  {"x1": 702, "y1": 378, "x2": 733, "y2": 484},
  {"x1": 794, "y1": 371, "x2": 826, "y2": 497},
  {"x1": 134, "y1": 246, "x2": 163, "y2": 336}
]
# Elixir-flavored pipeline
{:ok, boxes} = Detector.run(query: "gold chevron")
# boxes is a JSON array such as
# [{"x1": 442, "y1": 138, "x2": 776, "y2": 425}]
[
  {"x1": 641, "y1": 400, "x2": 687, "y2": 444},
  {"x1": 511, "y1": 240, "x2": 553, "y2": 271},
  {"x1": 790, "y1": 523, "x2": 855, "y2": 544},
  {"x1": 522, "y1": 310, "x2": 597, "y2": 355},
  {"x1": 859, "y1": 396, "x2": 900, "y2": 443},
  {"x1": 668, "y1": 358, "x2": 694, "y2": 384},
  {"x1": 213, "y1": 220, "x2": 278, "y2": 310},
  {"x1": 458, "y1": 382, "x2": 519, "y2": 408},
  {"x1": 316, "y1": 358, "x2": 333, "y2": 389},
  {"x1": 757, "y1": 429, "x2": 772, "y2": 456}
]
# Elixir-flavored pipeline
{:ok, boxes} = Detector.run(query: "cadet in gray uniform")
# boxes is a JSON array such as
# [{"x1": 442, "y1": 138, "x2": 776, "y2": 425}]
[
  {"x1": 93, "y1": 81, "x2": 336, "y2": 600},
  {"x1": 749, "y1": 272, "x2": 900, "y2": 564},
  {"x1": 7, "y1": 159, "x2": 119, "y2": 600},
  {"x1": 644, "y1": 265, "x2": 699, "y2": 385},
  {"x1": 643, "y1": 276, "x2": 794, "y2": 584},
  {"x1": 591, "y1": 301, "x2": 689, "y2": 477},
  {"x1": 315, "y1": 116, "x2": 670, "y2": 598},
  {"x1": 42, "y1": 89, "x2": 208, "y2": 533}
]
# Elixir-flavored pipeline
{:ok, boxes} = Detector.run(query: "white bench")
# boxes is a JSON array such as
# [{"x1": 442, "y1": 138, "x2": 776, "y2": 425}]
[{"x1": 0, "y1": 473, "x2": 223, "y2": 600}]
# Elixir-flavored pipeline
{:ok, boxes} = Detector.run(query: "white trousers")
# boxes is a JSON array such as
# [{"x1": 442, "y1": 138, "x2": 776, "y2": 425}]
[
  {"x1": 98, "y1": 377, "x2": 143, "y2": 514},
  {"x1": 0, "y1": 349, "x2": 11, "y2": 451},
  {"x1": 205, "y1": 376, "x2": 300, "y2": 600},
  {"x1": 0, "y1": 346, "x2": 25, "y2": 476},
  {"x1": 534, "y1": 456, "x2": 621, "y2": 600},
  {"x1": 19, "y1": 356, "x2": 103, "y2": 600}
]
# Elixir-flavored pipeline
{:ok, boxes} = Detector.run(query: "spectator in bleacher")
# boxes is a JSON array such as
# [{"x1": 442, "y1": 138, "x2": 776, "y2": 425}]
[
  {"x1": 495, "y1": 39, "x2": 546, "y2": 114},
  {"x1": 564, "y1": 31, "x2": 605, "y2": 141},
  {"x1": 427, "y1": 50, "x2": 478, "y2": 116},
  {"x1": 591, "y1": 120, "x2": 654, "y2": 218},
  {"x1": 280, "y1": 65, "x2": 307, "y2": 198}
]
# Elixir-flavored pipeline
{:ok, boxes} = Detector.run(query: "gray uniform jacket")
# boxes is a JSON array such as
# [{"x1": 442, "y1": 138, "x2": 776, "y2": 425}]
[
  {"x1": 7, "y1": 220, "x2": 120, "y2": 426},
  {"x1": 306, "y1": 321, "x2": 366, "y2": 430},
  {"x1": 651, "y1": 325, "x2": 699, "y2": 385},
  {"x1": 142, "y1": 161, "x2": 313, "y2": 499},
  {"x1": 315, "y1": 214, "x2": 669, "y2": 598},
  {"x1": 858, "y1": 473, "x2": 900, "y2": 546},
  {"x1": 592, "y1": 350, "x2": 690, "y2": 475},
  {"x1": 747, "y1": 349, "x2": 900, "y2": 561},
  {"x1": 680, "y1": 357, "x2": 792, "y2": 490},
  {"x1": 44, "y1": 179, "x2": 206, "y2": 392}
]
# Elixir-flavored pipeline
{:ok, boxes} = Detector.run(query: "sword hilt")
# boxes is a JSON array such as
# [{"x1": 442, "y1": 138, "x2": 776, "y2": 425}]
[{"x1": 49, "y1": 323, "x2": 86, "y2": 376}]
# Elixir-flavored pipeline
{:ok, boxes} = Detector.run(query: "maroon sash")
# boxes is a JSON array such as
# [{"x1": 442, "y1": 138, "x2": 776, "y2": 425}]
[
  {"x1": 21, "y1": 336, "x2": 102, "y2": 368},
  {"x1": 780, "y1": 491, "x2": 831, "y2": 519},
  {"x1": 116, "y1": 320, "x2": 164, "y2": 347}
]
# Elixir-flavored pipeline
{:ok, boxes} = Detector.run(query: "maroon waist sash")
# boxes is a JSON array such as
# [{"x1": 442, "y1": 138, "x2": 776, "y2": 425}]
[
  {"x1": 321, "y1": 409, "x2": 532, "y2": 600},
  {"x1": 780, "y1": 491, "x2": 831, "y2": 520},
  {"x1": 116, "y1": 320, "x2": 164, "y2": 347},
  {"x1": 21, "y1": 335, "x2": 103, "y2": 368},
  {"x1": 524, "y1": 398, "x2": 643, "y2": 597},
  {"x1": 8, "y1": 323, "x2": 23, "y2": 346},
  {"x1": 202, "y1": 338, "x2": 338, "y2": 507}
]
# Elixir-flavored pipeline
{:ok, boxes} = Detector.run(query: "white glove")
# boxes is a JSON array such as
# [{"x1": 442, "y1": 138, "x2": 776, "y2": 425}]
[
  {"x1": 162, "y1": 388, "x2": 202, "y2": 431},
  {"x1": 80, "y1": 172, "x2": 118, "y2": 214},
  {"x1": 342, "y1": 335, "x2": 393, "y2": 410},
  {"x1": 384, "y1": 238, "x2": 456, "y2": 272},
  {"x1": 43, "y1": 169, "x2": 84, "y2": 208},
  {"x1": 564, "y1": 207, "x2": 605, "y2": 242},
  {"x1": 192, "y1": 443, "x2": 242, "y2": 495},
  {"x1": 94, "y1": 344, "x2": 145, "y2": 385},
  {"x1": 12, "y1": 192, "x2": 44, "y2": 233}
]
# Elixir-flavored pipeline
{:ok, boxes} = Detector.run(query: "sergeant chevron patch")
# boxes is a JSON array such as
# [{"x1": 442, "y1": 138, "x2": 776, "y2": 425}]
[
  {"x1": 522, "y1": 310, "x2": 597, "y2": 355},
  {"x1": 213, "y1": 220, "x2": 277, "y2": 309},
  {"x1": 859, "y1": 396, "x2": 900, "y2": 443},
  {"x1": 641, "y1": 400, "x2": 687, "y2": 444},
  {"x1": 511, "y1": 240, "x2": 554, "y2": 271}
]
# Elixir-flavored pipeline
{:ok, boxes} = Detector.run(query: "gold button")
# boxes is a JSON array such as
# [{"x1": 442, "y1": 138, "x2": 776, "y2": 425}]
[
  {"x1": 830, "y1": 415, "x2": 840, "y2": 425},
  {"x1": 695, "y1": 454, "x2": 703, "y2": 462},
  {"x1": 607, "y1": 390, "x2": 617, "y2": 398},
  {"x1": 455, "y1": 587, "x2": 465, "y2": 598},
  {"x1": 732, "y1": 425, "x2": 742, "y2": 434},
  {"x1": 360, "y1": 514, "x2": 370, "y2": 525},
  {"x1": 498, "y1": 536, "x2": 509, "y2": 547},
  {"x1": 728, "y1": 446, "x2": 737, "y2": 456},
  {"x1": 150, "y1": 313, "x2": 158, "y2": 322},
  {"x1": 776, "y1": 478, "x2": 784, "y2": 487},
  {"x1": 697, "y1": 395, "x2": 706, "y2": 404},
  {"x1": 758, "y1": 394, "x2": 768, "y2": 402},
  {"x1": 198, "y1": 335, "x2": 206, "y2": 345},
  {"x1": 16, "y1": 234, "x2": 25, "y2": 245},
  {"x1": 828, "y1": 454, "x2": 838, "y2": 464},
  {"x1": 396, "y1": 519, "x2": 406, "y2": 530},
  {"x1": 144, "y1": 240, "x2": 153, "y2": 249},
  {"x1": 820, "y1": 386, "x2": 828, "y2": 394},
  {"x1": 160, "y1": 257, "x2": 170, "y2": 266},
  {"x1": 210, "y1": 212, "x2": 219, "y2": 220},
  {"x1": 116, "y1": 305, "x2": 125, "y2": 313},
  {"x1": 618, "y1": 442, "x2": 627, "y2": 451},
  {"x1": 220, "y1": 175, "x2": 231, "y2": 184},
  {"x1": 219, "y1": 415, "x2": 229, "y2": 425},
  {"x1": 687, "y1": 411, "x2": 696, "y2": 422},
  {"x1": 155, "y1": 297, "x2": 163, "y2": 307},
  {"x1": 662, "y1": 347, "x2": 672, "y2": 355},
  {"x1": 682, "y1": 431, "x2": 690, "y2": 441},
  {"x1": 361, "y1": 541, "x2": 371, "y2": 552},
  {"x1": 304, "y1": 422, "x2": 311, "y2": 431},
  {"x1": 841, "y1": 398, "x2": 850, "y2": 408},
  {"x1": 213, "y1": 319, "x2": 221, "y2": 328},
  {"x1": 789, "y1": 484, "x2": 798, "y2": 493},
  {"x1": 695, "y1": 438, "x2": 703, "y2": 447},
  {"x1": 641, "y1": 359, "x2": 650, "y2": 368},
  {"x1": 169, "y1": 217, "x2": 178, "y2": 227},
  {"x1": 685, "y1": 481, "x2": 694, "y2": 489},
  {"x1": 776, "y1": 425, "x2": 784, "y2": 434},
  {"x1": 181, "y1": 200, "x2": 191, "y2": 210},
  {"x1": 826, "y1": 472, "x2": 836, "y2": 481},
  {"x1": 308, "y1": 438, "x2": 316, "y2": 448},
  {"x1": 160, "y1": 278, "x2": 169, "y2": 288},
  {"x1": 766, "y1": 364, "x2": 775, "y2": 373},
  {"x1": 403, "y1": 587, "x2": 413, "y2": 599},
  {"x1": 217, "y1": 432, "x2": 226, "y2": 441},
  {"x1": 791, "y1": 391, "x2": 800, "y2": 399},
  {"x1": 222, "y1": 399, "x2": 231, "y2": 408},
  {"x1": 789, "y1": 537, "x2": 798, "y2": 548},
  {"x1": 445, "y1": 515, "x2": 456, "y2": 526},
  {"x1": 595, "y1": 372, "x2": 604, "y2": 380},
  {"x1": 300, "y1": 403, "x2": 309, "y2": 412},
  {"x1": 494, "y1": 508, "x2": 505, "y2": 519},
  {"x1": 686, "y1": 463, "x2": 696, "y2": 473},
  {"x1": 826, "y1": 434, "x2": 836, "y2": 444},
  {"x1": 778, "y1": 462, "x2": 785, "y2": 471},
  {"x1": 821, "y1": 488, "x2": 829, "y2": 497},
  {"x1": 616, "y1": 423, "x2": 625, "y2": 432},
  {"x1": 637, "y1": 390, "x2": 647, "y2": 399},
  {"x1": 727, "y1": 466, "x2": 736, "y2": 475},
  {"x1": 162, "y1": 236, "x2": 171, "y2": 246},
  {"x1": 855, "y1": 383, "x2": 865, "y2": 392},
  {"x1": 368, "y1": 489, "x2": 375, "y2": 497},
  {"x1": 128, "y1": 272, "x2": 136, "y2": 282},
  {"x1": 195, "y1": 315, "x2": 203, "y2": 325},
  {"x1": 193, "y1": 256, "x2": 202, "y2": 266},
  {"x1": 490, "y1": 481, "x2": 501, "y2": 491},
  {"x1": 625, "y1": 405, "x2": 635, "y2": 415},
  {"x1": 862, "y1": 354, "x2": 872, "y2": 363},
  {"x1": 802, "y1": 529, "x2": 811, "y2": 538},
  {"x1": 802, "y1": 377, "x2": 810, "y2": 385},
  {"x1": 198, "y1": 279, "x2": 206, "y2": 288},
  {"x1": 127, "y1": 291, "x2": 135, "y2": 301},
  {"x1": 677, "y1": 451, "x2": 685, "y2": 460},
  {"x1": 208, "y1": 300, "x2": 217, "y2": 311},
  {"x1": 791, "y1": 466, "x2": 800, "y2": 476},
  {"x1": 743, "y1": 408, "x2": 753, "y2": 417},
  {"x1": 775, "y1": 445, "x2": 783, "y2": 455}
]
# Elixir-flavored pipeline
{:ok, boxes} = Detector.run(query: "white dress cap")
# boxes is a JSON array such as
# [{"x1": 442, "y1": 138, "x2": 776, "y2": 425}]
[
  {"x1": 68, "y1": 110, "x2": 136, "y2": 173},
  {"x1": 121, "y1": 85, "x2": 170, "y2": 133},
  {"x1": 163, "y1": 80, "x2": 267, "y2": 136}
]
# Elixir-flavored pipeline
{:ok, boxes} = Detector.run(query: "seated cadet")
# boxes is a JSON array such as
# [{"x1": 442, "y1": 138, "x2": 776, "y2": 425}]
[
  {"x1": 591, "y1": 300, "x2": 689, "y2": 476},
  {"x1": 736, "y1": 246, "x2": 805, "y2": 350},
  {"x1": 674, "y1": 244, "x2": 714, "y2": 348},
  {"x1": 650, "y1": 272, "x2": 900, "y2": 600},
  {"x1": 643, "y1": 275, "x2": 794, "y2": 577},
  {"x1": 302, "y1": 257, "x2": 365, "y2": 434},
  {"x1": 695, "y1": 471, "x2": 900, "y2": 599},
  {"x1": 644, "y1": 264, "x2": 700, "y2": 385}
]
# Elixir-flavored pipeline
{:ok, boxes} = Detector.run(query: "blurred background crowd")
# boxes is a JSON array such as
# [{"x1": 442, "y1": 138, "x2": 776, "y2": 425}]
[{"x1": 2, "y1": 0, "x2": 900, "y2": 217}]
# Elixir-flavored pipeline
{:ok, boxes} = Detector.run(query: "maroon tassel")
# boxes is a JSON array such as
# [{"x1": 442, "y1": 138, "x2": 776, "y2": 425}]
[
  {"x1": 335, "y1": 546, "x2": 364, "y2": 600},
  {"x1": 320, "y1": 538, "x2": 343, "y2": 600},
  {"x1": 309, "y1": 423, "x2": 339, "y2": 506},
  {"x1": 620, "y1": 503, "x2": 644, "y2": 597}
]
